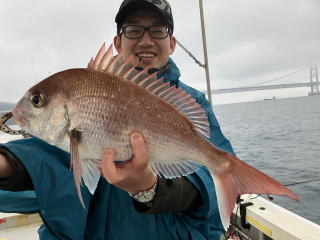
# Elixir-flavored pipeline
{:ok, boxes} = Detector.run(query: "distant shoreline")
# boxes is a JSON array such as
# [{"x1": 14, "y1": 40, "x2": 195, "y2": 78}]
[{"x1": 0, "y1": 102, "x2": 14, "y2": 111}]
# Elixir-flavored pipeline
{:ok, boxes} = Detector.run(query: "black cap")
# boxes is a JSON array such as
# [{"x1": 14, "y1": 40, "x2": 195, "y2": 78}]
[{"x1": 115, "y1": 0, "x2": 174, "y2": 35}]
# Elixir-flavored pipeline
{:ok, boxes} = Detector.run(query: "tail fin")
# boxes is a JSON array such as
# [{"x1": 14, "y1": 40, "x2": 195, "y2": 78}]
[{"x1": 209, "y1": 153, "x2": 299, "y2": 230}]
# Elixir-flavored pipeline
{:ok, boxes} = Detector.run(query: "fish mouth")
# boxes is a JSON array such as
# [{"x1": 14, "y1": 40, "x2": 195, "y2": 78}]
[{"x1": 12, "y1": 107, "x2": 28, "y2": 128}]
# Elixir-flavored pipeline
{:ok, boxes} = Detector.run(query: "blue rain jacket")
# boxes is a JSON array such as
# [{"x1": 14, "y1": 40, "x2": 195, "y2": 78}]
[{"x1": 0, "y1": 58, "x2": 235, "y2": 240}]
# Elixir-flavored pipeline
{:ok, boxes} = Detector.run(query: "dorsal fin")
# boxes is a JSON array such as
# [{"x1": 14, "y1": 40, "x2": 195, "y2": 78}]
[
  {"x1": 98, "y1": 44, "x2": 113, "y2": 71},
  {"x1": 88, "y1": 43, "x2": 211, "y2": 139}
]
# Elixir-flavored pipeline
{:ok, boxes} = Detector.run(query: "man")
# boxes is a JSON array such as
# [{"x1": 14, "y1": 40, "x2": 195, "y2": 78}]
[{"x1": 0, "y1": 0, "x2": 235, "y2": 239}]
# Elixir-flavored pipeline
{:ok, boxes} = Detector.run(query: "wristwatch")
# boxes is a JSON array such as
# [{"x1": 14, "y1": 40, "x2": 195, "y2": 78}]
[{"x1": 129, "y1": 178, "x2": 158, "y2": 203}]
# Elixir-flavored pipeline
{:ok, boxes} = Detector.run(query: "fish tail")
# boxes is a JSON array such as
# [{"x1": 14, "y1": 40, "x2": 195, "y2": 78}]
[{"x1": 208, "y1": 153, "x2": 299, "y2": 230}]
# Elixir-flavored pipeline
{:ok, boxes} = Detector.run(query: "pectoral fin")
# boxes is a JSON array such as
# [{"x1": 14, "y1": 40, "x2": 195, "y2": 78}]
[
  {"x1": 70, "y1": 129, "x2": 85, "y2": 207},
  {"x1": 70, "y1": 128, "x2": 101, "y2": 207},
  {"x1": 82, "y1": 159, "x2": 101, "y2": 194}
]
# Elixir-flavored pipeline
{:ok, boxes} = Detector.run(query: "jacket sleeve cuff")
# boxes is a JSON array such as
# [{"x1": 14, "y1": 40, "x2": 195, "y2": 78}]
[
  {"x1": 133, "y1": 176, "x2": 202, "y2": 214},
  {"x1": 0, "y1": 146, "x2": 34, "y2": 191}
]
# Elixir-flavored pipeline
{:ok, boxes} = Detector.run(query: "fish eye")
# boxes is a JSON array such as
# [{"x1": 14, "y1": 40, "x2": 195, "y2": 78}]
[{"x1": 30, "y1": 94, "x2": 43, "y2": 108}]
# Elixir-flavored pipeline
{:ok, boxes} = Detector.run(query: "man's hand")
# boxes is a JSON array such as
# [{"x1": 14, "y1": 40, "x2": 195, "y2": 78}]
[
  {"x1": 0, "y1": 154, "x2": 12, "y2": 179},
  {"x1": 100, "y1": 132, "x2": 157, "y2": 195}
]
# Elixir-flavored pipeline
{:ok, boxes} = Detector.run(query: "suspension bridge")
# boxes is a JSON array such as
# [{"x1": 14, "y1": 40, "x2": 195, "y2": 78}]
[{"x1": 208, "y1": 66, "x2": 320, "y2": 95}]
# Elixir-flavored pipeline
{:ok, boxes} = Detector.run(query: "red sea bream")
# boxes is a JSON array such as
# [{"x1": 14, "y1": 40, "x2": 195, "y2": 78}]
[{"x1": 12, "y1": 43, "x2": 299, "y2": 230}]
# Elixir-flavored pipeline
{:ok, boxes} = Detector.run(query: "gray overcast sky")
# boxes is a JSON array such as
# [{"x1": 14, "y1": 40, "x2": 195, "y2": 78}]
[{"x1": 1, "y1": 0, "x2": 319, "y2": 105}]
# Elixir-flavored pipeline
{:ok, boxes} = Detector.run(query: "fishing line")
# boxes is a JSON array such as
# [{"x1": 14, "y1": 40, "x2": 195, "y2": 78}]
[
  {"x1": 284, "y1": 178, "x2": 320, "y2": 187},
  {"x1": 246, "y1": 178, "x2": 320, "y2": 201}
]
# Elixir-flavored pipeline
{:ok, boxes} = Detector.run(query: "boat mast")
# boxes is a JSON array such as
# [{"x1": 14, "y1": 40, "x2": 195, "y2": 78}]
[
  {"x1": 176, "y1": 0, "x2": 213, "y2": 105},
  {"x1": 198, "y1": 0, "x2": 212, "y2": 104}
]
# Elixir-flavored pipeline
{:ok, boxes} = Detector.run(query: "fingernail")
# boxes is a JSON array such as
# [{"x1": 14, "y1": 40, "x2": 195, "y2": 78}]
[
  {"x1": 132, "y1": 133, "x2": 142, "y2": 141},
  {"x1": 104, "y1": 149, "x2": 114, "y2": 155}
]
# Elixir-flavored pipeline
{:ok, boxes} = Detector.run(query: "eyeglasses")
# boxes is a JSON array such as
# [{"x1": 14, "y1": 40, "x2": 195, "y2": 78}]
[{"x1": 121, "y1": 25, "x2": 169, "y2": 39}]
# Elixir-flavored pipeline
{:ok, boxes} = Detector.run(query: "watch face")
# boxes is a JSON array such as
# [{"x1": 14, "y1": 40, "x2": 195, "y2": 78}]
[
  {"x1": 129, "y1": 178, "x2": 158, "y2": 203},
  {"x1": 130, "y1": 178, "x2": 158, "y2": 203},
  {"x1": 134, "y1": 189, "x2": 156, "y2": 203}
]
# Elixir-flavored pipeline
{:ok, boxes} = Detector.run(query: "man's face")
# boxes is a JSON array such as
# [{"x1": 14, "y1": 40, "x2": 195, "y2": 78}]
[{"x1": 114, "y1": 10, "x2": 176, "y2": 69}]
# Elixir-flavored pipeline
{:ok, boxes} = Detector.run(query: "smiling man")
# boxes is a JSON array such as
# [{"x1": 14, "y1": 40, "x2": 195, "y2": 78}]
[
  {"x1": 114, "y1": 11, "x2": 176, "y2": 69},
  {"x1": 101, "y1": 0, "x2": 236, "y2": 239},
  {"x1": 0, "y1": 0, "x2": 235, "y2": 239}
]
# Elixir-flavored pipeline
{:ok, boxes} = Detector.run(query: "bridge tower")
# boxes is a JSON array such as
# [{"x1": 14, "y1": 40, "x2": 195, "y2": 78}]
[{"x1": 309, "y1": 66, "x2": 320, "y2": 96}]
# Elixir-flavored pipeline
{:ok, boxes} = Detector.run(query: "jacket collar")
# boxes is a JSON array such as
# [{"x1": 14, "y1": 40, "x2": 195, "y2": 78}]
[
  {"x1": 157, "y1": 58, "x2": 180, "y2": 83},
  {"x1": 135, "y1": 58, "x2": 180, "y2": 83}
]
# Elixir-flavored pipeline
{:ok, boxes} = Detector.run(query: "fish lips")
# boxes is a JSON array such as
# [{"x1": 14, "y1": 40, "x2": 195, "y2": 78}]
[
  {"x1": 12, "y1": 107, "x2": 28, "y2": 128},
  {"x1": 12, "y1": 97, "x2": 31, "y2": 128}
]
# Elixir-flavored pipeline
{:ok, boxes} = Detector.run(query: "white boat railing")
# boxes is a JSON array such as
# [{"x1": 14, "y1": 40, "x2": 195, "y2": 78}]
[{"x1": 231, "y1": 195, "x2": 320, "y2": 240}]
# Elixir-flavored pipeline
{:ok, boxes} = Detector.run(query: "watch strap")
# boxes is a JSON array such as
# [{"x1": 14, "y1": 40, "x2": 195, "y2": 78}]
[{"x1": 129, "y1": 178, "x2": 158, "y2": 203}]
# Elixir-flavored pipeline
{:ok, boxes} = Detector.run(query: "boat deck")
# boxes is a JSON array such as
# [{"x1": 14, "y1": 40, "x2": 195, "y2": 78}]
[{"x1": 0, "y1": 212, "x2": 42, "y2": 240}]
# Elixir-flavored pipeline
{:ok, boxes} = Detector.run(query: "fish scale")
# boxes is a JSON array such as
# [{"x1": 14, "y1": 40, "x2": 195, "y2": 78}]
[
  {"x1": 12, "y1": 43, "x2": 299, "y2": 230},
  {"x1": 64, "y1": 70, "x2": 198, "y2": 163}
]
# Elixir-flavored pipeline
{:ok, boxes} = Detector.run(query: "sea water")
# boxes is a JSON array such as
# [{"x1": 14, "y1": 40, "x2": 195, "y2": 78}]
[{"x1": 214, "y1": 95, "x2": 320, "y2": 224}]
